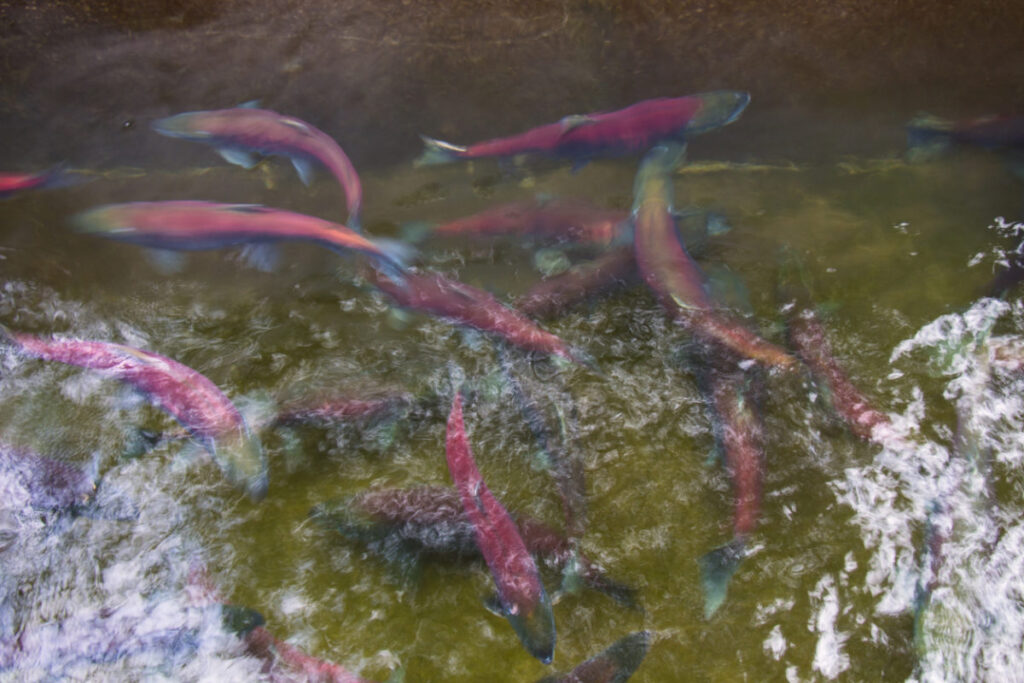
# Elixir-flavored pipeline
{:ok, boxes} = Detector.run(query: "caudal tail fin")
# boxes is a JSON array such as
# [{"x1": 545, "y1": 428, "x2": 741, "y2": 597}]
[
  {"x1": 414, "y1": 135, "x2": 467, "y2": 167},
  {"x1": 366, "y1": 237, "x2": 418, "y2": 285},
  {"x1": 698, "y1": 537, "x2": 746, "y2": 618}
]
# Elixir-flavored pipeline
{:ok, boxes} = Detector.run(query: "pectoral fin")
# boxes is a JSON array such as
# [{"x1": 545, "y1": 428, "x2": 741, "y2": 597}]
[
  {"x1": 217, "y1": 148, "x2": 258, "y2": 169},
  {"x1": 291, "y1": 156, "x2": 315, "y2": 186}
]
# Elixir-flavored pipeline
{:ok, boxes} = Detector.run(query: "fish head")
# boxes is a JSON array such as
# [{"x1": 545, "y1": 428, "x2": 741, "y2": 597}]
[
  {"x1": 504, "y1": 588, "x2": 557, "y2": 664},
  {"x1": 151, "y1": 111, "x2": 218, "y2": 142},
  {"x1": 214, "y1": 427, "x2": 269, "y2": 502},
  {"x1": 688, "y1": 91, "x2": 752, "y2": 134},
  {"x1": 72, "y1": 204, "x2": 137, "y2": 236}
]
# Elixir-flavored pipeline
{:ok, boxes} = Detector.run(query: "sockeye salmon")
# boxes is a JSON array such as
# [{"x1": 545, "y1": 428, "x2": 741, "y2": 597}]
[
  {"x1": 416, "y1": 91, "x2": 750, "y2": 167},
  {"x1": 0, "y1": 326, "x2": 267, "y2": 501},
  {"x1": 153, "y1": 106, "x2": 363, "y2": 228}
]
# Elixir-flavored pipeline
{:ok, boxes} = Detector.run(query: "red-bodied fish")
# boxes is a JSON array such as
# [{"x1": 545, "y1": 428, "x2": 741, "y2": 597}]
[
  {"x1": 776, "y1": 248, "x2": 890, "y2": 442},
  {"x1": 416, "y1": 91, "x2": 749, "y2": 167},
  {"x1": 535, "y1": 630, "x2": 651, "y2": 683},
  {"x1": 445, "y1": 392, "x2": 556, "y2": 663},
  {"x1": 311, "y1": 485, "x2": 639, "y2": 609},
  {"x1": 0, "y1": 326, "x2": 267, "y2": 501},
  {"x1": 697, "y1": 365, "x2": 765, "y2": 618},
  {"x1": 73, "y1": 201, "x2": 410, "y2": 278},
  {"x1": 153, "y1": 106, "x2": 363, "y2": 229},
  {"x1": 364, "y1": 265, "x2": 591, "y2": 366},
  {"x1": 907, "y1": 113, "x2": 1024, "y2": 152},
  {"x1": 429, "y1": 198, "x2": 629, "y2": 246},
  {"x1": 271, "y1": 391, "x2": 412, "y2": 428},
  {"x1": 516, "y1": 246, "x2": 638, "y2": 319},
  {"x1": 0, "y1": 168, "x2": 67, "y2": 199},
  {"x1": 631, "y1": 143, "x2": 796, "y2": 369}
]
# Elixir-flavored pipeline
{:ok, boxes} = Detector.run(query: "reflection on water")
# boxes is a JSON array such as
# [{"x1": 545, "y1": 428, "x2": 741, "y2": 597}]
[{"x1": 3, "y1": 3, "x2": 1024, "y2": 680}]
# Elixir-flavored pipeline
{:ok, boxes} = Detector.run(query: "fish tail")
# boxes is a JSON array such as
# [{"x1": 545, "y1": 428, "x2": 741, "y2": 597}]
[
  {"x1": 414, "y1": 135, "x2": 466, "y2": 167},
  {"x1": 698, "y1": 537, "x2": 746, "y2": 618},
  {"x1": 365, "y1": 237, "x2": 418, "y2": 285}
]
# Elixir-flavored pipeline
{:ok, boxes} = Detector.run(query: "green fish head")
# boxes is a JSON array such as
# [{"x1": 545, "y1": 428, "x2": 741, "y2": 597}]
[
  {"x1": 151, "y1": 112, "x2": 214, "y2": 141},
  {"x1": 214, "y1": 427, "x2": 268, "y2": 502},
  {"x1": 71, "y1": 204, "x2": 134, "y2": 236},
  {"x1": 504, "y1": 589, "x2": 557, "y2": 665},
  {"x1": 688, "y1": 90, "x2": 752, "y2": 134}
]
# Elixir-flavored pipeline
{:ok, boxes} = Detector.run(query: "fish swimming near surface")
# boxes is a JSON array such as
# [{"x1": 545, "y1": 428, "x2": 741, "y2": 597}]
[
  {"x1": 416, "y1": 91, "x2": 750, "y2": 167},
  {"x1": 152, "y1": 106, "x2": 363, "y2": 228},
  {"x1": 777, "y1": 247, "x2": 890, "y2": 442},
  {"x1": 73, "y1": 200, "x2": 411, "y2": 279},
  {"x1": 444, "y1": 387, "x2": 557, "y2": 662},
  {"x1": 311, "y1": 486, "x2": 638, "y2": 609},
  {"x1": 0, "y1": 326, "x2": 268, "y2": 501},
  {"x1": 535, "y1": 630, "x2": 651, "y2": 683},
  {"x1": 0, "y1": 167, "x2": 70, "y2": 200},
  {"x1": 631, "y1": 143, "x2": 796, "y2": 369},
  {"x1": 696, "y1": 363, "x2": 766, "y2": 618},
  {"x1": 363, "y1": 265, "x2": 592, "y2": 367}
]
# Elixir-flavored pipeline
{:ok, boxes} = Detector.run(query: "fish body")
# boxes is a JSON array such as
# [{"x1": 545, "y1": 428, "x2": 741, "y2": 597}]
[
  {"x1": 632, "y1": 144, "x2": 795, "y2": 369},
  {"x1": 417, "y1": 91, "x2": 749, "y2": 166},
  {"x1": 431, "y1": 199, "x2": 629, "y2": 246},
  {"x1": 445, "y1": 392, "x2": 556, "y2": 663},
  {"x1": 907, "y1": 113, "x2": 1024, "y2": 151},
  {"x1": 273, "y1": 392, "x2": 412, "y2": 428},
  {"x1": 152, "y1": 107, "x2": 362, "y2": 227},
  {"x1": 365, "y1": 266, "x2": 587, "y2": 365},
  {"x1": 1, "y1": 328, "x2": 267, "y2": 501},
  {"x1": 0, "y1": 168, "x2": 66, "y2": 199},
  {"x1": 311, "y1": 485, "x2": 637, "y2": 608},
  {"x1": 787, "y1": 308, "x2": 890, "y2": 441},
  {"x1": 243, "y1": 626, "x2": 375, "y2": 683},
  {"x1": 536, "y1": 630, "x2": 651, "y2": 683},
  {"x1": 0, "y1": 444, "x2": 95, "y2": 511},
  {"x1": 516, "y1": 246, "x2": 638, "y2": 319},
  {"x1": 697, "y1": 367, "x2": 765, "y2": 618},
  {"x1": 74, "y1": 200, "x2": 408, "y2": 275}
]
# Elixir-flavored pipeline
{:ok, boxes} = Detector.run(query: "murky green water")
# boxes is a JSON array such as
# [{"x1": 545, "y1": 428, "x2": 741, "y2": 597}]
[{"x1": 3, "y1": 3, "x2": 1024, "y2": 682}]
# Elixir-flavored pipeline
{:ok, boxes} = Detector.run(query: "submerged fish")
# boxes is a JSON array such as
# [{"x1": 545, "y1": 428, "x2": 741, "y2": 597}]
[
  {"x1": 426, "y1": 198, "x2": 630, "y2": 246},
  {"x1": 495, "y1": 344, "x2": 588, "y2": 538},
  {"x1": 73, "y1": 200, "x2": 410, "y2": 278},
  {"x1": 0, "y1": 444, "x2": 96, "y2": 512},
  {"x1": 696, "y1": 365, "x2": 766, "y2": 618},
  {"x1": 271, "y1": 391, "x2": 413, "y2": 428},
  {"x1": 907, "y1": 113, "x2": 1024, "y2": 152},
  {"x1": 364, "y1": 265, "x2": 591, "y2": 366},
  {"x1": 152, "y1": 106, "x2": 363, "y2": 228},
  {"x1": 311, "y1": 486, "x2": 637, "y2": 609},
  {"x1": 535, "y1": 630, "x2": 651, "y2": 683},
  {"x1": 416, "y1": 91, "x2": 749, "y2": 167},
  {"x1": 444, "y1": 390, "x2": 556, "y2": 663},
  {"x1": 516, "y1": 246, "x2": 638, "y2": 320},
  {"x1": 777, "y1": 248, "x2": 890, "y2": 442},
  {"x1": 631, "y1": 143, "x2": 795, "y2": 369},
  {"x1": 0, "y1": 168, "x2": 68, "y2": 199},
  {"x1": 0, "y1": 326, "x2": 267, "y2": 501}
]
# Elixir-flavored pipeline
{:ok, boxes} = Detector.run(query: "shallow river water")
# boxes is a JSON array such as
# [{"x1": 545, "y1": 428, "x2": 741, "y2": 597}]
[{"x1": 2, "y1": 2, "x2": 1024, "y2": 682}]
